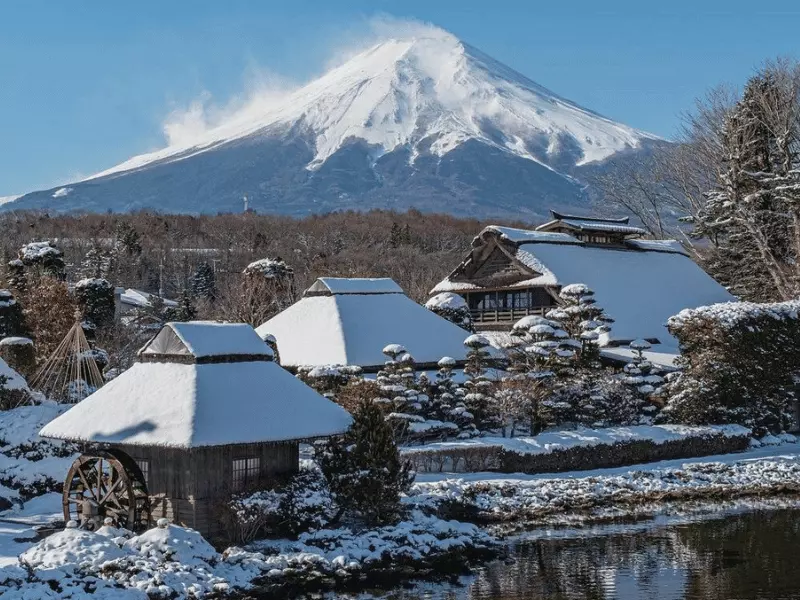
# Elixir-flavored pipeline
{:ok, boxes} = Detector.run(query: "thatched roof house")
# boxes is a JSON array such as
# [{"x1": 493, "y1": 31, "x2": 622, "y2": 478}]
[
  {"x1": 432, "y1": 214, "x2": 735, "y2": 349},
  {"x1": 40, "y1": 321, "x2": 352, "y2": 538},
  {"x1": 256, "y1": 278, "x2": 474, "y2": 371}
]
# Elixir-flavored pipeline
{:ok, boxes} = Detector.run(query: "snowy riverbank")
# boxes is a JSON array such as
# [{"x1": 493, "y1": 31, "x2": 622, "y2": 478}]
[
  {"x1": 0, "y1": 513, "x2": 495, "y2": 599},
  {"x1": 409, "y1": 441, "x2": 800, "y2": 530}
]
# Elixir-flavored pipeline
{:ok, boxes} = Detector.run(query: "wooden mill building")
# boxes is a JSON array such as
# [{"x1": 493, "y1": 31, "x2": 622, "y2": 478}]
[
  {"x1": 40, "y1": 321, "x2": 353, "y2": 539},
  {"x1": 431, "y1": 211, "x2": 735, "y2": 349}
]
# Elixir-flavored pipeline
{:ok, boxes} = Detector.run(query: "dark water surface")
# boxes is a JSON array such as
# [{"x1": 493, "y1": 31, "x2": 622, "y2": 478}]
[{"x1": 369, "y1": 508, "x2": 800, "y2": 600}]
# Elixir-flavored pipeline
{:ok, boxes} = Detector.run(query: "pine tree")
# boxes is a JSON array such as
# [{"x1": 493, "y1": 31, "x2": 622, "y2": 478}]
[
  {"x1": 389, "y1": 223, "x2": 402, "y2": 248},
  {"x1": 170, "y1": 290, "x2": 198, "y2": 322},
  {"x1": 0, "y1": 289, "x2": 28, "y2": 338},
  {"x1": 74, "y1": 278, "x2": 115, "y2": 332},
  {"x1": 620, "y1": 339, "x2": 664, "y2": 423},
  {"x1": 191, "y1": 262, "x2": 217, "y2": 301},
  {"x1": 432, "y1": 357, "x2": 476, "y2": 438},
  {"x1": 81, "y1": 242, "x2": 114, "y2": 279},
  {"x1": 462, "y1": 334, "x2": 499, "y2": 432},
  {"x1": 376, "y1": 344, "x2": 424, "y2": 442},
  {"x1": 318, "y1": 398, "x2": 414, "y2": 526}
]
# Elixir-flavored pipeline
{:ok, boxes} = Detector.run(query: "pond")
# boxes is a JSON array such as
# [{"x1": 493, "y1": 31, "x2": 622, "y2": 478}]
[{"x1": 363, "y1": 507, "x2": 800, "y2": 600}]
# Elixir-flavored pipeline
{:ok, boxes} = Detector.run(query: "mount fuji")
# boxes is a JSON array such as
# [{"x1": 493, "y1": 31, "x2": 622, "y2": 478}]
[{"x1": 4, "y1": 30, "x2": 663, "y2": 219}]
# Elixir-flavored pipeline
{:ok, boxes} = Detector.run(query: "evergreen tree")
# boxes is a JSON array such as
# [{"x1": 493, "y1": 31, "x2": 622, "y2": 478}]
[
  {"x1": 620, "y1": 339, "x2": 664, "y2": 423},
  {"x1": 0, "y1": 289, "x2": 28, "y2": 338},
  {"x1": 318, "y1": 398, "x2": 414, "y2": 526},
  {"x1": 462, "y1": 334, "x2": 498, "y2": 432},
  {"x1": 376, "y1": 344, "x2": 424, "y2": 442},
  {"x1": 81, "y1": 242, "x2": 114, "y2": 279},
  {"x1": 74, "y1": 278, "x2": 115, "y2": 332},
  {"x1": 191, "y1": 262, "x2": 216, "y2": 302},
  {"x1": 170, "y1": 290, "x2": 198, "y2": 322},
  {"x1": 389, "y1": 222, "x2": 403, "y2": 248},
  {"x1": 432, "y1": 356, "x2": 476, "y2": 438}
]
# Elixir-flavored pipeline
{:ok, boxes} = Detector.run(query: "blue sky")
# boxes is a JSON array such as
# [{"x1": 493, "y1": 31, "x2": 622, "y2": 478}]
[{"x1": 1, "y1": 1, "x2": 798, "y2": 194}]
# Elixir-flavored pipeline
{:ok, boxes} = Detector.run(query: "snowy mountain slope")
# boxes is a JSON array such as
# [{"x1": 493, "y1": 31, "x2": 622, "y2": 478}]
[{"x1": 4, "y1": 29, "x2": 663, "y2": 218}]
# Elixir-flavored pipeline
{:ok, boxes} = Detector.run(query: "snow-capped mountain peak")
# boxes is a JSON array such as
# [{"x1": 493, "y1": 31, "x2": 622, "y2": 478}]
[
  {"x1": 89, "y1": 31, "x2": 656, "y2": 181},
  {"x1": 6, "y1": 26, "x2": 663, "y2": 219}
]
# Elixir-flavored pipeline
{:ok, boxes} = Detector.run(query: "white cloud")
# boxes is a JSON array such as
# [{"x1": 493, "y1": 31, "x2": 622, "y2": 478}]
[{"x1": 158, "y1": 16, "x2": 454, "y2": 150}]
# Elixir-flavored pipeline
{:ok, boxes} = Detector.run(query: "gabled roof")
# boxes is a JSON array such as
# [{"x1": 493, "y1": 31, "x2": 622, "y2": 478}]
[
  {"x1": 549, "y1": 210, "x2": 630, "y2": 224},
  {"x1": 305, "y1": 277, "x2": 403, "y2": 296},
  {"x1": 40, "y1": 323, "x2": 352, "y2": 447},
  {"x1": 139, "y1": 321, "x2": 273, "y2": 361},
  {"x1": 537, "y1": 211, "x2": 647, "y2": 236},
  {"x1": 256, "y1": 278, "x2": 474, "y2": 369},
  {"x1": 432, "y1": 226, "x2": 735, "y2": 348}
]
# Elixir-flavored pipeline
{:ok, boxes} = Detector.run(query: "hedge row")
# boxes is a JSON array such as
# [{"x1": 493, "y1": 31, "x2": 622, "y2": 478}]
[{"x1": 404, "y1": 430, "x2": 751, "y2": 475}]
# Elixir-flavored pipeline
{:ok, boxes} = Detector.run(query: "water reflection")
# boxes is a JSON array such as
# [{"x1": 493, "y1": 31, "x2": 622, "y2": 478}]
[{"x1": 372, "y1": 508, "x2": 800, "y2": 600}]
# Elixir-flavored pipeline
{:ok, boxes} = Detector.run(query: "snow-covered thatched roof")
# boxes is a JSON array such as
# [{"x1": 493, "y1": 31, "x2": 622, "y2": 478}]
[
  {"x1": 255, "y1": 278, "x2": 474, "y2": 369},
  {"x1": 139, "y1": 321, "x2": 273, "y2": 361},
  {"x1": 432, "y1": 226, "x2": 736, "y2": 349},
  {"x1": 305, "y1": 277, "x2": 404, "y2": 296},
  {"x1": 40, "y1": 322, "x2": 352, "y2": 447}
]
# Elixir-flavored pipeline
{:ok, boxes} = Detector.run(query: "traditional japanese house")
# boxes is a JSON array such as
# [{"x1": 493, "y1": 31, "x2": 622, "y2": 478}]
[
  {"x1": 39, "y1": 321, "x2": 353, "y2": 539},
  {"x1": 256, "y1": 277, "x2": 481, "y2": 372},
  {"x1": 431, "y1": 212, "x2": 735, "y2": 349}
]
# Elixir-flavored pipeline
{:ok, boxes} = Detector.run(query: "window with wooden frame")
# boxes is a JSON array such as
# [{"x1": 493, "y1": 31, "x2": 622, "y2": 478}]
[
  {"x1": 134, "y1": 459, "x2": 150, "y2": 485},
  {"x1": 232, "y1": 457, "x2": 260, "y2": 492}
]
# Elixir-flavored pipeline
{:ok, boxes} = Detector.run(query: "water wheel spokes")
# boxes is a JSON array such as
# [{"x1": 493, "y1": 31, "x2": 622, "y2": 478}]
[{"x1": 62, "y1": 450, "x2": 150, "y2": 531}]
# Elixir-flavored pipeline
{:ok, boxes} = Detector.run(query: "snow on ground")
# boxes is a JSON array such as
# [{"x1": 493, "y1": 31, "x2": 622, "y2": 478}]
[
  {"x1": 409, "y1": 442, "x2": 800, "y2": 525},
  {"x1": 402, "y1": 424, "x2": 750, "y2": 457},
  {"x1": 0, "y1": 513, "x2": 493, "y2": 599}
]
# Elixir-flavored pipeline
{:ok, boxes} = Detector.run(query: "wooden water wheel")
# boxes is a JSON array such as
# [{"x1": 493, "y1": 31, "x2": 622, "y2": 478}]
[{"x1": 62, "y1": 449, "x2": 150, "y2": 531}]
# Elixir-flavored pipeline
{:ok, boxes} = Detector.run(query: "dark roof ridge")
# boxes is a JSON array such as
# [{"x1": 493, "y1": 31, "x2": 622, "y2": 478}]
[{"x1": 549, "y1": 210, "x2": 630, "y2": 224}]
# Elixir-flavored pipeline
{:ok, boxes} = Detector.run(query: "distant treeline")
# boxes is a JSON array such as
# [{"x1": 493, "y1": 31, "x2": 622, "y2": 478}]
[{"x1": 0, "y1": 209, "x2": 530, "y2": 302}]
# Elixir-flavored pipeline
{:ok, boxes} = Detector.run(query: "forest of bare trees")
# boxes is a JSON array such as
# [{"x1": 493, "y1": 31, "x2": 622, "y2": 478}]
[{"x1": 0, "y1": 209, "x2": 517, "y2": 308}]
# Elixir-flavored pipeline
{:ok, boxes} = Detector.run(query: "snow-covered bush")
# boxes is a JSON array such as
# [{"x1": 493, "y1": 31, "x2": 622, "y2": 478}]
[
  {"x1": 17, "y1": 241, "x2": 66, "y2": 280},
  {"x1": 662, "y1": 299, "x2": 800, "y2": 436},
  {"x1": 425, "y1": 292, "x2": 474, "y2": 332},
  {"x1": 225, "y1": 467, "x2": 338, "y2": 543},
  {"x1": 296, "y1": 364, "x2": 363, "y2": 397},
  {"x1": 0, "y1": 335, "x2": 35, "y2": 380},
  {"x1": 462, "y1": 334, "x2": 498, "y2": 432}
]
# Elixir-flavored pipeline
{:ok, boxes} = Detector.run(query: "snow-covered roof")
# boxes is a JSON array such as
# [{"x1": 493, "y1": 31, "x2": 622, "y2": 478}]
[
  {"x1": 482, "y1": 226, "x2": 580, "y2": 245},
  {"x1": 256, "y1": 279, "x2": 475, "y2": 368},
  {"x1": 512, "y1": 243, "x2": 734, "y2": 346},
  {"x1": 551, "y1": 218, "x2": 647, "y2": 235},
  {"x1": 305, "y1": 277, "x2": 404, "y2": 296},
  {"x1": 433, "y1": 229, "x2": 734, "y2": 347},
  {"x1": 119, "y1": 289, "x2": 178, "y2": 309},
  {"x1": 139, "y1": 321, "x2": 273, "y2": 361},
  {"x1": 39, "y1": 360, "x2": 353, "y2": 447},
  {"x1": 40, "y1": 322, "x2": 351, "y2": 447}
]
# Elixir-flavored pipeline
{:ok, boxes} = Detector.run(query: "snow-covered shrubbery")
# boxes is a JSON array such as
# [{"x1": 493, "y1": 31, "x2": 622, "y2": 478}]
[
  {"x1": 0, "y1": 403, "x2": 77, "y2": 504},
  {"x1": 411, "y1": 455, "x2": 800, "y2": 526},
  {"x1": 662, "y1": 299, "x2": 800, "y2": 436},
  {"x1": 0, "y1": 513, "x2": 495, "y2": 599},
  {"x1": 425, "y1": 292, "x2": 474, "y2": 332},
  {"x1": 225, "y1": 468, "x2": 336, "y2": 543},
  {"x1": 403, "y1": 424, "x2": 751, "y2": 474}
]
